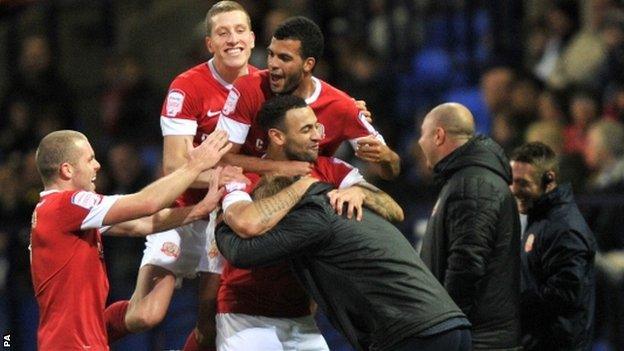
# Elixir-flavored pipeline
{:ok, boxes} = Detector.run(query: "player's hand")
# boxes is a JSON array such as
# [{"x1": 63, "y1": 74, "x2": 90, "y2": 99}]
[
  {"x1": 273, "y1": 160, "x2": 313, "y2": 177},
  {"x1": 354, "y1": 99, "x2": 373, "y2": 123},
  {"x1": 192, "y1": 166, "x2": 226, "y2": 218},
  {"x1": 355, "y1": 136, "x2": 391, "y2": 163},
  {"x1": 187, "y1": 130, "x2": 232, "y2": 171},
  {"x1": 218, "y1": 165, "x2": 250, "y2": 187},
  {"x1": 327, "y1": 186, "x2": 365, "y2": 221}
]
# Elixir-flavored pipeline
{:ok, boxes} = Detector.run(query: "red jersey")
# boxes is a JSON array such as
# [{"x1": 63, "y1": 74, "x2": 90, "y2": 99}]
[
  {"x1": 30, "y1": 190, "x2": 120, "y2": 350},
  {"x1": 218, "y1": 156, "x2": 364, "y2": 317},
  {"x1": 217, "y1": 70, "x2": 385, "y2": 157},
  {"x1": 160, "y1": 59, "x2": 257, "y2": 206}
]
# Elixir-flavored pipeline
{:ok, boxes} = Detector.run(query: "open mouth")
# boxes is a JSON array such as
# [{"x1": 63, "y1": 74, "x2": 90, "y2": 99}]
[{"x1": 225, "y1": 47, "x2": 243, "y2": 56}]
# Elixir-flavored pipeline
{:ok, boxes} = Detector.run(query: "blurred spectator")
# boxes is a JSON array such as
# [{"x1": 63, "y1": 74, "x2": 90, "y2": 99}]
[
  {"x1": 1, "y1": 35, "x2": 73, "y2": 130},
  {"x1": 0, "y1": 99, "x2": 36, "y2": 157},
  {"x1": 102, "y1": 143, "x2": 153, "y2": 300},
  {"x1": 249, "y1": 8, "x2": 291, "y2": 69},
  {"x1": 604, "y1": 84, "x2": 624, "y2": 123},
  {"x1": 481, "y1": 66, "x2": 515, "y2": 118},
  {"x1": 531, "y1": 0, "x2": 580, "y2": 82},
  {"x1": 564, "y1": 90, "x2": 599, "y2": 155},
  {"x1": 99, "y1": 54, "x2": 162, "y2": 148},
  {"x1": 598, "y1": 11, "x2": 624, "y2": 88},
  {"x1": 536, "y1": 89, "x2": 566, "y2": 123},
  {"x1": 547, "y1": 0, "x2": 611, "y2": 90},
  {"x1": 583, "y1": 119, "x2": 624, "y2": 350}
]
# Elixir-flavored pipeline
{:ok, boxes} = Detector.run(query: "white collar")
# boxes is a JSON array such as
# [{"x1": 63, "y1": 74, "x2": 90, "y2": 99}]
[
  {"x1": 207, "y1": 58, "x2": 233, "y2": 90},
  {"x1": 305, "y1": 77, "x2": 322, "y2": 104}
]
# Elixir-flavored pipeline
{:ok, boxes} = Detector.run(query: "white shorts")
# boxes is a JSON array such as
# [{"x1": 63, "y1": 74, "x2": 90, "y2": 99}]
[
  {"x1": 216, "y1": 313, "x2": 329, "y2": 351},
  {"x1": 139, "y1": 210, "x2": 223, "y2": 278}
]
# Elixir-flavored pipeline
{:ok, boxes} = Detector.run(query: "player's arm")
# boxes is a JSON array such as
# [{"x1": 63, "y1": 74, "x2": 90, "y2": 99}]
[
  {"x1": 355, "y1": 136, "x2": 401, "y2": 180},
  {"x1": 217, "y1": 205, "x2": 330, "y2": 268},
  {"x1": 105, "y1": 168, "x2": 224, "y2": 236},
  {"x1": 221, "y1": 143, "x2": 313, "y2": 176},
  {"x1": 163, "y1": 135, "x2": 249, "y2": 188},
  {"x1": 102, "y1": 131, "x2": 230, "y2": 226},
  {"x1": 327, "y1": 181, "x2": 404, "y2": 222},
  {"x1": 223, "y1": 176, "x2": 318, "y2": 238}
]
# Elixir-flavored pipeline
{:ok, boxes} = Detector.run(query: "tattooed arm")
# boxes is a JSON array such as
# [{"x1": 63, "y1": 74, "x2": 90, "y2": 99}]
[
  {"x1": 223, "y1": 176, "x2": 318, "y2": 238},
  {"x1": 327, "y1": 181, "x2": 404, "y2": 222}
]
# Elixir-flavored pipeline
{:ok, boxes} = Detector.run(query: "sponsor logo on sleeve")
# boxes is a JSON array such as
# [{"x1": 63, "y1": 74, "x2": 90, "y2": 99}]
[
  {"x1": 166, "y1": 89, "x2": 185, "y2": 116},
  {"x1": 71, "y1": 191, "x2": 103, "y2": 209},
  {"x1": 222, "y1": 87, "x2": 240, "y2": 116}
]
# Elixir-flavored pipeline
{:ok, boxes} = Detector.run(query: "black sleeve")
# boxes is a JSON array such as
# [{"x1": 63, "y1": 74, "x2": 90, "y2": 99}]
[
  {"x1": 215, "y1": 205, "x2": 331, "y2": 268},
  {"x1": 526, "y1": 229, "x2": 593, "y2": 311},
  {"x1": 443, "y1": 180, "x2": 497, "y2": 317}
]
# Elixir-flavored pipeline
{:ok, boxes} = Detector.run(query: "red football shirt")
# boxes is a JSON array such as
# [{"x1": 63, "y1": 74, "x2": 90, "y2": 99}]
[
  {"x1": 160, "y1": 59, "x2": 257, "y2": 206},
  {"x1": 30, "y1": 190, "x2": 120, "y2": 350},
  {"x1": 217, "y1": 156, "x2": 364, "y2": 317},
  {"x1": 217, "y1": 70, "x2": 385, "y2": 157}
]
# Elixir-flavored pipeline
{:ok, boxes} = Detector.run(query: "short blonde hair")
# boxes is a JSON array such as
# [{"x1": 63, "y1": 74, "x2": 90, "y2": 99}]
[
  {"x1": 36, "y1": 130, "x2": 87, "y2": 185},
  {"x1": 205, "y1": 1, "x2": 251, "y2": 36}
]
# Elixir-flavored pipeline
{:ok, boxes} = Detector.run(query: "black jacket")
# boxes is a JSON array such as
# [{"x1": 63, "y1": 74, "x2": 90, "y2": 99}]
[
  {"x1": 521, "y1": 184, "x2": 596, "y2": 351},
  {"x1": 420, "y1": 135, "x2": 522, "y2": 350},
  {"x1": 216, "y1": 183, "x2": 469, "y2": 351}
]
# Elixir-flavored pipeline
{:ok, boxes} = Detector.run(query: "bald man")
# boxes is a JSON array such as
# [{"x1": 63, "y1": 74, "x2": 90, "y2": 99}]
[{"x1": 418, "y1": 103, "x2": 522, "y2": 350}]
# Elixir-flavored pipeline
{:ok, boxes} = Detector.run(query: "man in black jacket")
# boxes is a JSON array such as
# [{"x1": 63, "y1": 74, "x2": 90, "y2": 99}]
[
  {"x1": 510, "y1": 142, "x2": 596, "y2": 351},
  {"x1": 418, "y1": 102, "x2": 522, "y2": 350},
  {"x1": 216, "y1": 178, "x2": 472, "y2": 351}
]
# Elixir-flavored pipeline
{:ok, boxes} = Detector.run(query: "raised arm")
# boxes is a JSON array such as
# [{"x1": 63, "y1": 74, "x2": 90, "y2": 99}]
[
  {"x1": 223, "y1": 176, "x2": 318, "y2": 238},
  {"x1": 106, "y1": 167, "x2": 225, "y2": 236},
  {"x1": 217, "y1": 205, "x2": 329, "y2": 268},
  {"x1": 355, "y1": 136, "x2": 401, "y2": 180},
  {"x1": 327, "y1": 181, "x2": 404, "y2": 222},
  {"x1": 102, "y1": 130, "x2": 230, "y2": 226}
]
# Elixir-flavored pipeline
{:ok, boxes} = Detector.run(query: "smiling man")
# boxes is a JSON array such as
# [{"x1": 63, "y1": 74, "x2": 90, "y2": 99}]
[
  {"x1": 215, "y1": 95, "x2": 403, "y2": 351},
  {"x1": 217, "y1": 16, "x2": 400, "y2": 180},
  {"x1": 30, "y1": 129, "x2": 230, "y2": 350},
  {"x1": 510, "y1": 142, "x2": 596, "y2": 351}
]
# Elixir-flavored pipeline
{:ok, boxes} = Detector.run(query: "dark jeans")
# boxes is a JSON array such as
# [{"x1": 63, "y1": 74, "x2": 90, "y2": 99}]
[{"x1": 394, "y1": 328, "x2": 472, "y2": 351}]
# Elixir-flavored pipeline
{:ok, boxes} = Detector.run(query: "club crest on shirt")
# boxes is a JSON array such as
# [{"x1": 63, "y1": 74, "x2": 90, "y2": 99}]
[
  {"x1": 161, "y1": 242, "x2": 180, "y2": 258},
  {"x1": 525, "y1": 234, "x2": 535, "y2": 253},
  {"x1": 222, "y1": 87, "x2": 240, "y2": 116},
  {"x1": 166, "y1": 89, "x2": 185, "y2": 116},
  {"x1": 208, "y1": 239, "x2": 220, "y2": 258}
]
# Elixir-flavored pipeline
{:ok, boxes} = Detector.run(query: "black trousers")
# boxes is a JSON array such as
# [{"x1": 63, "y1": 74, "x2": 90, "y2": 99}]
[{"x1": 393, "y1": 328, "x2": 472, "y2": 351}]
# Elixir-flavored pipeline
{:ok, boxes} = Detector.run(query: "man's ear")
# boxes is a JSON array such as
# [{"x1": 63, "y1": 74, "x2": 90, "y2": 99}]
[
  {"x1": 59, "y1": 162, "x2": 73, "y2": 180},
  {"x1": 268, "y1": 128, "x2": 286, "y2": 146},
  {"x1": 303, "y1": 57, "x2": 316, "y2": 74},
  {"x1": 434, "y1": 127, "x2": 446, "y2": 146},
  {"x1": 205, "y1": 36, "x2": 214, "y2": 55}
]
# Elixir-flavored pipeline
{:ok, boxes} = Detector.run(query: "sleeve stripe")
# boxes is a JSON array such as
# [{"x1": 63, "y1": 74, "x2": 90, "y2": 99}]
[
  {"x1": 80, "y1": 195, "x2": 122, "y2": 230},
  {"x1": 222, "y1": 190, "x2": 252, "y2": 212},
  {"x1": 161, "y1": 116, "x2": 198, "y2": 136},
  {"x1": 339, "y1": 168, "x2": 365, "y2": 189},
  {"x1": 216, "y1": 116, "x2": 250, "y2": 144}
]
